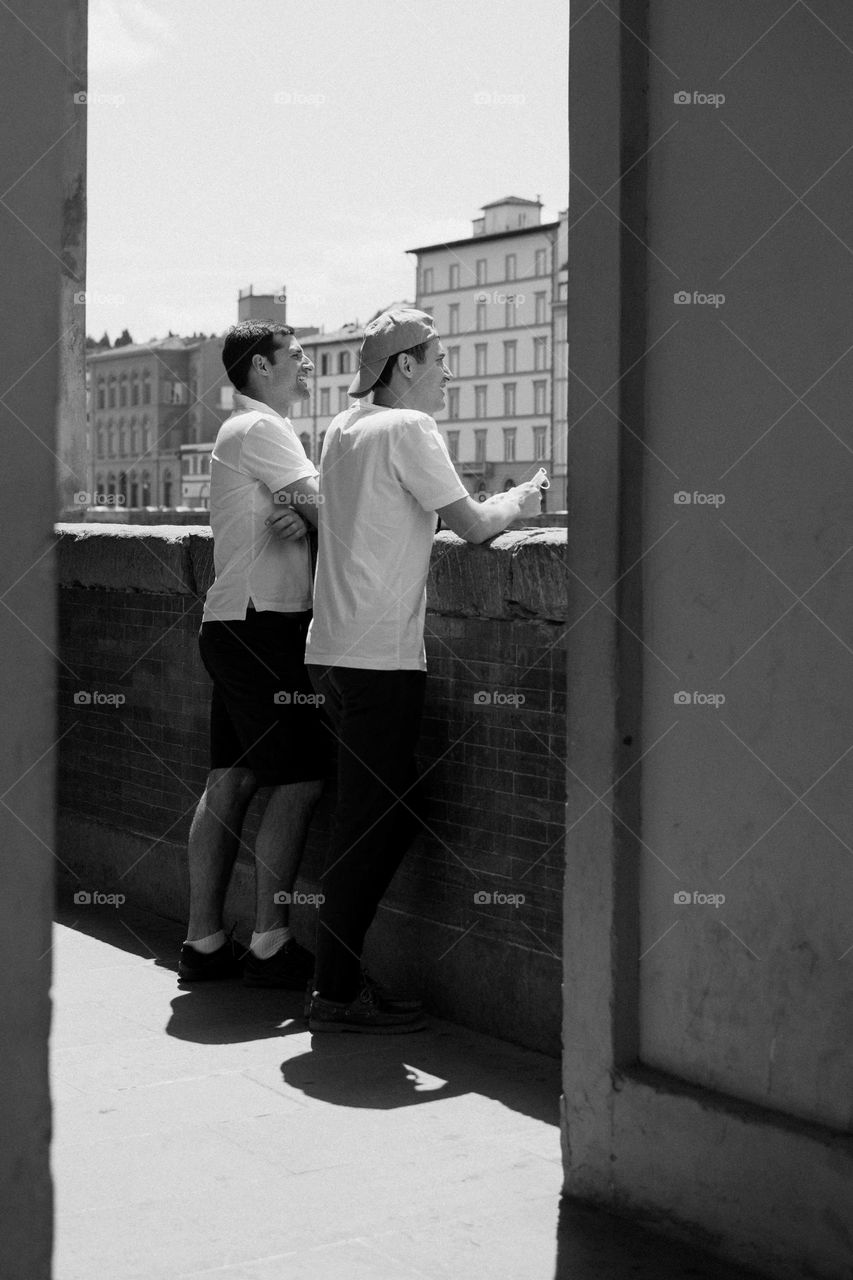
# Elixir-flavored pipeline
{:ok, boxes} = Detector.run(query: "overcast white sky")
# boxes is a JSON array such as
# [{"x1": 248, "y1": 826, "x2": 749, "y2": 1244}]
[{"x1": 86, "y1": 0, "x2": 568, "y2": 343}]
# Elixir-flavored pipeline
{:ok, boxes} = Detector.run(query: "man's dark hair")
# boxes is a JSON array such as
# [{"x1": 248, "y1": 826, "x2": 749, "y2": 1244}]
[
  {"x1": 221, "y1": 321, "x2": 294, "y2": 392},
  {"x1": 372, "y1": 341, "x2": 431, "y2": 392}
]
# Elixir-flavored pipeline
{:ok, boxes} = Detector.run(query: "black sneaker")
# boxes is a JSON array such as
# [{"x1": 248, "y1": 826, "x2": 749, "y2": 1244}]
[
  {"x1": 178, "y1": 934, "x2": 245, "y2": 983},
  {"x1": 308, "y1": 984, "x2": 427, "y2": 1035},
  {"x1": 243, "y1": 939, "x2": 315, "y2": 990},
  {"x1": 360, "y1": 968, "x2": 423, "y2": 1014}
]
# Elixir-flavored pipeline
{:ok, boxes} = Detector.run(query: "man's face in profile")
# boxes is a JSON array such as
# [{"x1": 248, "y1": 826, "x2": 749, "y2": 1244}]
[
  {"x1": 267, "y1": 334, "x2": 313, "y2": 406},
  {"x1": 408, "y1": 336, "x2": 452, "y2": 416}
]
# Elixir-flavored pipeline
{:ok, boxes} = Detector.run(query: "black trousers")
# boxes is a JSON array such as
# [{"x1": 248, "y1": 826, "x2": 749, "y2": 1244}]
[{"x1": 307, "y1": 665, "x2": 427, "y2": 1002}]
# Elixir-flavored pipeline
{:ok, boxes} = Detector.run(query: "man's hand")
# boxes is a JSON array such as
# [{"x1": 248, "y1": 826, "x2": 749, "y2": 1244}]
[
  {"x1": 515, "y1": 480, "x2": 543, "y2": 518},
  {"x1": 265, "y1": 508, "x2": 309, "y2": 542}
]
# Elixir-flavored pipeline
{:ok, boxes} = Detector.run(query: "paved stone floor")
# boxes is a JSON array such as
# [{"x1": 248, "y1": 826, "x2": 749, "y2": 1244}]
[{"x1": 52, "y1": 901, "x2": 768, "y2": 1280}]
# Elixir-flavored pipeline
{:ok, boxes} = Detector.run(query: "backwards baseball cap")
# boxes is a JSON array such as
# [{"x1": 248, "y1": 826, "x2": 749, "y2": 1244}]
[{"x1": 348, "y1": 307, "x2": 438, "y2": 397}]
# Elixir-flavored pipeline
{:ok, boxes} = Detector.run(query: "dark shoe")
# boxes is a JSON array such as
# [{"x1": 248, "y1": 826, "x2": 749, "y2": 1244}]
[
  {"x1": 243, "y1": 939, "x2": 315, "y2": 990},
  {"x1": 361, "y1": 968, "x2": 423, "y2": 1014},
  {"x1": 308, "y1": 985, "x2": 427, "y2": 1034},
  {"x1": 178, "y1": 935, "x2": 245, "y2": 983}
]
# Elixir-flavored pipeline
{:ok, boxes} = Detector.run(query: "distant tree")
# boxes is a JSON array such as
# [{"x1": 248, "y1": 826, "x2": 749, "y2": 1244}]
[
  {"x1": 86, "y1": 330, "x2": 111, "y2": 350},
  {"x1": 113, "y1": 328, "x2": 133, "y2": 348}
]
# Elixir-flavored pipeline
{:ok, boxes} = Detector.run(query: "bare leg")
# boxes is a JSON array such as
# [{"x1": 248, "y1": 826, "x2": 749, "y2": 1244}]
[
  {"x1": 253, "y1": 778, "x2": 324, "y2": 933},
  {"x1": 186, "y1": 767, "x2": 257, "y2": 940}
]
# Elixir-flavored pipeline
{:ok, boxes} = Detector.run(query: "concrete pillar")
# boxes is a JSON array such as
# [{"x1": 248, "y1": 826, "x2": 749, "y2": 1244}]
[
  {"x1": 0, "y1": 2, "x2": 86, "y2": 1275},
  {"x1": 563, "y1": 3, "x2": 853, "y2": 1276}
]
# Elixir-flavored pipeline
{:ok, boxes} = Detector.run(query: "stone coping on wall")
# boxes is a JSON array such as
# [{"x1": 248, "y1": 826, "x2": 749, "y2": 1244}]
[{"x1": 55, "y1": 523, "x2": 567, "y2": 621}]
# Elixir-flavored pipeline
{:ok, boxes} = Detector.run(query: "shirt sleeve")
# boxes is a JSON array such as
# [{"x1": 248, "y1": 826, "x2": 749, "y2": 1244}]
[
  {"x1": 240, "y1": 415, "x2": 318, "y2": 494},
  {"x1": 390, "y1": 414, "x2": 469, "y2": 513}
]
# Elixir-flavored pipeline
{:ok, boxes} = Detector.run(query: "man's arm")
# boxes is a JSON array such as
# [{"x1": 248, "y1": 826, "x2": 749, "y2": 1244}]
[
  {"x1": 267, "y1": 476, "x2": 322, "y2": 535},
  {"x1": 437, "y1": 481, "x2": 542, "y2": 544}
]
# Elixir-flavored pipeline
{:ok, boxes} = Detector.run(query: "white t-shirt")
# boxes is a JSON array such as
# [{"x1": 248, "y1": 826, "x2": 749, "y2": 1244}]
[
  {"x1": 202, "y1": 393, "x2": 318, "y2": 622},
  {"x1": 305, "y1": 402, "x2": 468, "y2": 671}
]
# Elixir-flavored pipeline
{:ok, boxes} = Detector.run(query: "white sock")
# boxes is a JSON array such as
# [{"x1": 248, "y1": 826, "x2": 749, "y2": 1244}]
[
  {"x1": 185, "y1": 929, "x2": 225, "y2": 954},
  {"x1": 250, "y1": 926, "x2": 292, "y2": 959}
]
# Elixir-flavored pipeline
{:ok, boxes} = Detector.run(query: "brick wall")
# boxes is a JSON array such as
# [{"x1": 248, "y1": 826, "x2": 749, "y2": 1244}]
[{"x1": 56, "y1": 523, "x2": 566, "y2": 1054}]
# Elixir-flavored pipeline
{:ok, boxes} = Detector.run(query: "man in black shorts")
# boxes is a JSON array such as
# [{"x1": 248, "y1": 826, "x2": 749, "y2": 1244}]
[{"x1": 178, "y1": 320, "x2": 331, "y2": 988}]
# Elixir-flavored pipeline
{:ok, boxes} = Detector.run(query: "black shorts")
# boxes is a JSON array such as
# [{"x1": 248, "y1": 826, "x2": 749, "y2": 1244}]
[{"x1": 198, "y1": 610, "x2": 334, "y2": 786}]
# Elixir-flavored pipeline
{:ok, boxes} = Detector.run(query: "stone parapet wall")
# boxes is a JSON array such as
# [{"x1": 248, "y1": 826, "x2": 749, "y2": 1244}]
[{"x1": 55, "y1": 524, "x2": 567, "y2": 1055}]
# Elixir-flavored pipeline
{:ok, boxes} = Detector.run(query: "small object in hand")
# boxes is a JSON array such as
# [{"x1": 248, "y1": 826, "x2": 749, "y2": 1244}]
[{"x1": 531, "y1": 467, "x2": 550, "y2": 490}]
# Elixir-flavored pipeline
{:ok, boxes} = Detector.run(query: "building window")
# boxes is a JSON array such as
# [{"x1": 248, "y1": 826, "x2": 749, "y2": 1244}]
[
  {"x1": 533, "y1": 336, "x2": 548, "y2": 370},
  {"x1": 338, "y1": 350, "x2": 350, "y2": 374},
  {"x1": 162, "y1": 471, "x2": 172, "y2": 507},
  {"x1": 338, "y1": 386, "x2": 349, "y2": 411},
  {"x1": 474, "y1": 429, "x2": 487, "y2": 464},
  {"x1": 119, "y1": 376, "x2": 128, "y2": 408},
  {"x1": 131, "y1": 375, "x2": 140, "y2": 406},
  {"x1": 534, "y1": 380, "x2": 547, "y2": 415},
  {"x1": 535, "y1": 248, "x2": 547, "y2": 276},
  {"x1": 503, "y1": 428, "x2": 516, "y2": 463},
  {"x1": 503, "y1": 340, "x2": 517, "y2": 373},
  {"x1": 422, "y1": 266, "x2": 434, "y2": 294},
  {"x1": 320, "y1": 353, "x2": 330, "y2": 376},
  {"x1": 96, "y1": 428, "x2": 105, "y2": 457},
  {"x1": 299, "y1": 432, "x2": 311, "y2": 458},
  {"x1": 141, "y1": 417, "x2": 150, "y2": 451},
  {"x1": 476, "y1": 301, "x2": 486, "y2": 332},
  {"x1": 108, "y1": 427, "x2": 116, "y2": 458},
  {"x1": 142, "y1": 372, "x2": 151, "y2": 404},
  {"x1": 449, "y1": 263, "x2": 459, "y2": 289},
  {"x1": 533, "y1": 425, "x2": 548, "y2": 460},
  {"x1": 449, "y1": 303, "x2": 459, "y2": 335},
  {"x1": 503, "y1": 383, "x2": 516, "y2": 417},
  {"x1": 476, "y1": 258, "x2": 487, "y2": 285},
  {"x1": 505, "y1": 253, "x2": 516, "y2": 281},
  {"x1": 447, "y1": 387, "x2": 460, "y2": 420},
  {"x1": 97, "y1": 380, "x2": 105, "y2": 410},
  {"x1": 320, "y1": 388, "x2": 330, "y2": 416},
  {"x1": 446, "y1": 430, "x2": 460, "y2": 461},
  {"x1": 474, "y1": 385, "x2": 487, "y2": 418},
  {"x1": 108, "y1": 378, "x2": 116, "y2": 408},
  {"x1": 140, "y1": 472, "x2": 150, "y2": 505},
  {"x1": 505, "y1": 298, "x2": 517, "y2": 329},
  {"x1": 535, "y1": 291, "x2": 547, "y2": 324},
  {"x1": 107, "y1": 473, "x2": 116, "y2": 498},
  {"x1": 448, "y1": 345, "x2": 460, "y2": 376},
  {"x1": 129, "y1": 477, "x2": 138, "y2": 507},
  {"x1": 475, "y1": 344, "x2": 487, "y2": 377}
]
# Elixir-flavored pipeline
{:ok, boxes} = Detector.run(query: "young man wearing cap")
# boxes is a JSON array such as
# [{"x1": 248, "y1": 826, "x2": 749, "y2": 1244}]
[
  {"x1": 282, "y1": 307, "x2": 543, "y2": 1032},
  {"x1": 178, "y1": 320, "x2": 332, "y2": 990}
]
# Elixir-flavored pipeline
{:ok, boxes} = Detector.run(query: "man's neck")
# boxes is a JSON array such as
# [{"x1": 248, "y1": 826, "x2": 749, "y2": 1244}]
[
  {"x1": 372, "y1": 388, "x2": 422, "y2": 412},
  {"x1": 244, "y1": 387, "x2": 290, "y2": 417}
]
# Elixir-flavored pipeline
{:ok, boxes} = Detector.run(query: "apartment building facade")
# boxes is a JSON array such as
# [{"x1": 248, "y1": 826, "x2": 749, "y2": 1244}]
[
  {"x1": 87, "y1": 332, "x2": 237, "y2": 509},
  {"x1": 408, "y1": 197, "x2": 568, "y2": 509}
]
